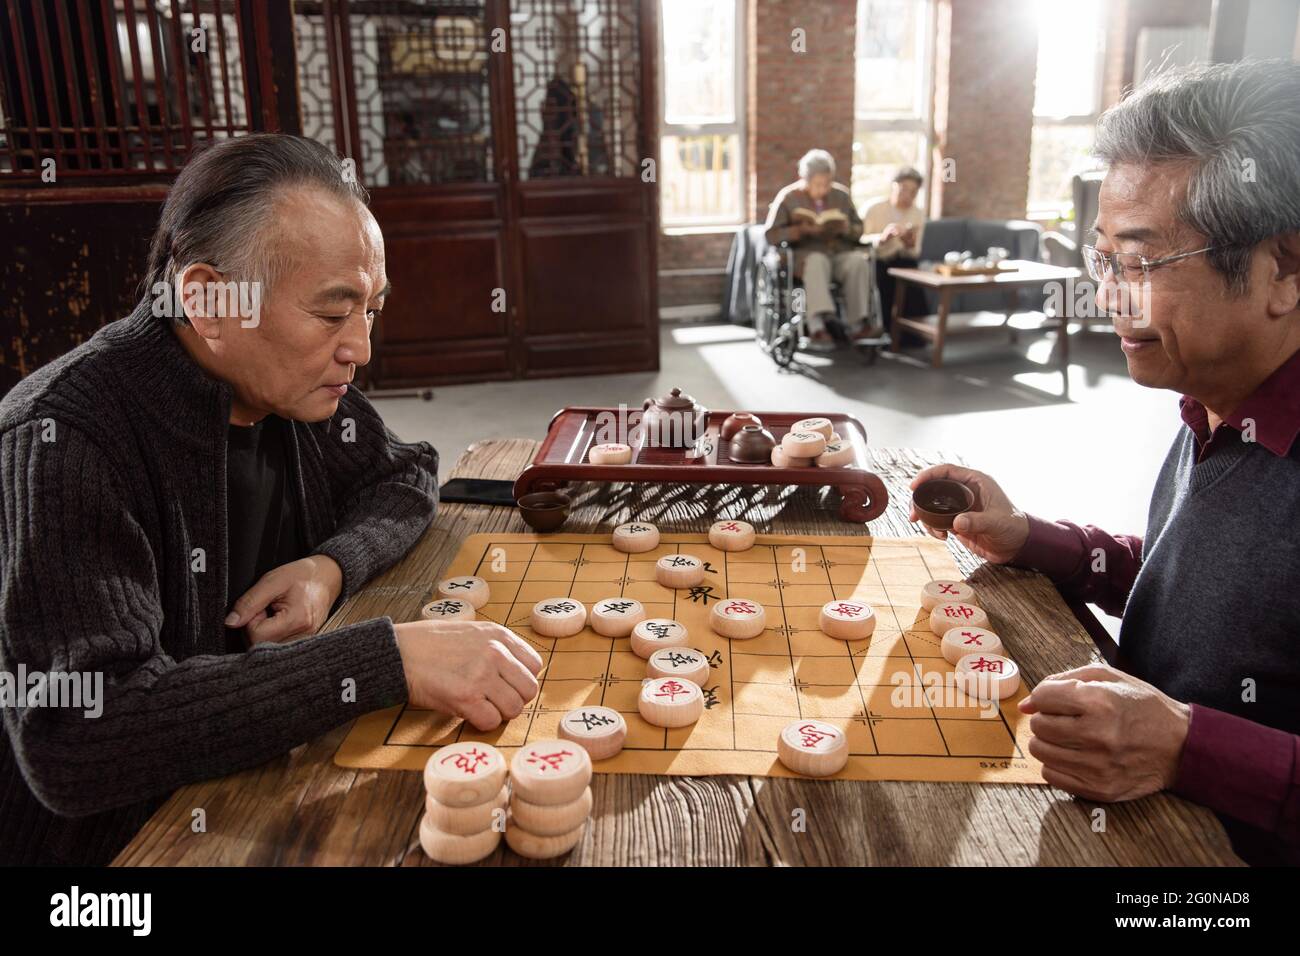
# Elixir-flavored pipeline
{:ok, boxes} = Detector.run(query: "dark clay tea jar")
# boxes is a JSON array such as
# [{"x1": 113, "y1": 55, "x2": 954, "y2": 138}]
[{"x1": 728, "y1": 424, "x2": 776, "y2": 463}]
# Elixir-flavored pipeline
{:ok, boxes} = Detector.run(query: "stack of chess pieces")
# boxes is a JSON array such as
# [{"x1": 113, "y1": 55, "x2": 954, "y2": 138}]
[
  {"x1": 416, "y1": 516, "x2": 1024, "y2": 860},
  {"x1": 419, "y1": 736, "x2": 599, "y2": 864}
]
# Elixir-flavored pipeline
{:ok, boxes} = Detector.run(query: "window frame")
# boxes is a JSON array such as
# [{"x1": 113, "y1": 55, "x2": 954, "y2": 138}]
[
  {"x1": 1027, "y1": 3, "x2": 1108, "y2": 219},
  {"x1": 851, "y1": 0, "x2": 936, "y2": 213},
  {"x1": 657, "y1": 0, "x2": 747, "y2": 228}
]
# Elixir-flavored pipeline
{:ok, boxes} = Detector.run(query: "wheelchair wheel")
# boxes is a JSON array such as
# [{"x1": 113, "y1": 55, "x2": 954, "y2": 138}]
[
  {"x1": 753, "y1": 258, "x2": 783, "y2": 353},
  {"x1": 771, "y1": 323, "x2": 798, "y2": 367}
]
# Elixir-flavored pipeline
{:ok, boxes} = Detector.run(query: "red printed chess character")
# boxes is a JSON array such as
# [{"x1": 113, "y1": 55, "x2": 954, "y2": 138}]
[
  {"x1": 718, "y1": 521, "x2": 741, "y2": 532},
  {"x1": 724, "y1": 601, "x2": 757, "y2": 615},
  {"x1": 526, "y1": 749, "x2": 574, "y2": 772},
  {"x1": 968, "y1": 657, "x2": 1004, "y2": 674},
  {"x1": 797, "y1": 723, "x2": 838, "y2": 748},
  {"x1": 655, "y1": 680, "x2": 688, "y2": 700},
  {"x1": 960, "y1": 630, "x2": 983, "y2": 645},
  {"x1": 830, "y1": 602, "x2": 864, "y2": 617},
  {"x1": 440, "y1": 747, "x2": 490, "y2": 775},
  {"x1": 943, "y1": 604, "x2": 975, "y2": 620},
  {"x1": 938, "y1": 583, "x2": 959, "y2": 595}
]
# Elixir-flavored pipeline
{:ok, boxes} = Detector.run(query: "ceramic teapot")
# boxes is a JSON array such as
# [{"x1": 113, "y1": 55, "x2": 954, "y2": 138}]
[{"x1": 640, "y1": 387, "x2": 709, "y2": 449}]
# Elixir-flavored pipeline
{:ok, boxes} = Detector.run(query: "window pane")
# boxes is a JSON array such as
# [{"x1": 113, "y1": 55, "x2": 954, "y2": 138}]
[
  {"x1": 1032, "y1": 0, "x2": 1103, "y2": 118},
  {"x1": 851, "y1": 130, "x2": 927, "y2": 213},
  {"x1": 1028, "y1": 124, "x2": 1097, "y2": 211},
  {"x1": 661, "y1": 133, "x2": 741, "y2": 223},
  {"x1": 662, "y1": 0, "x2": 735, "y2": 125},
  {"x1": 856, "y1": 0, "x2": 926, "y2": 116}
]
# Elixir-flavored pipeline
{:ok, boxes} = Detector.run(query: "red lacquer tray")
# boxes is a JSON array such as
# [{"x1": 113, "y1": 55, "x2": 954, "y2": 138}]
[{"x1": 513, "y1": 407, "x2": 888, "y2": 523}]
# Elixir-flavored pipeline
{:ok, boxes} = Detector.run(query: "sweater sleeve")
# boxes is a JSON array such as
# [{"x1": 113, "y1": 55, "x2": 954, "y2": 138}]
[
  {"x1": 764, "y1": 191, "x2": 801, "y2": 246},
  {"x1": 1009, "y1": 513, "x2": 1144, "y2": 618},
  {"x1": 1172, "y1": 704, "x2": 1299, "y2": 847},
  {"x1": 0, "y1": 422, "x2": 410, "y2": 818},
  {"x1": 840, "y1": 189, "x2": 864, "y2": 245},
  {"x1": 309, "y1": 386, "x2": 440, "y2": 603}
]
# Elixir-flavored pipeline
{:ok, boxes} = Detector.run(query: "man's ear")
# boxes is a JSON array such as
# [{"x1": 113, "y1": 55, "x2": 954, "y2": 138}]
[
  {"x1": 1265, "y1": 232, "x2": 1300, "y2": 318},
  {"x1": 177, "y1": 263, "x2": 226, "y2": 338}
]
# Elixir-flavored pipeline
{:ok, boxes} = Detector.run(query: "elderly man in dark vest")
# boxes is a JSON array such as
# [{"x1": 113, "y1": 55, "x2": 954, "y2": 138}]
[
  {"x1": 914, "y1": 60, "x2": 1300, "y2": 865},
  {"x1": 0, "y1": 135, "x2": 542, "y2": 865}
]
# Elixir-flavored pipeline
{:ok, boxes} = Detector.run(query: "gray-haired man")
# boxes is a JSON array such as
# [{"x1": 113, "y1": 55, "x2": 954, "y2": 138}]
[
  {"x1": 0, "y1": 134, "x2": 542, "y2": 864},
  {"x1": 764, "y1": 148, "x2": 878, "y2": 346},
  {"x1": 914, "y1": 60, "x2": 1300, "y2": 865}
]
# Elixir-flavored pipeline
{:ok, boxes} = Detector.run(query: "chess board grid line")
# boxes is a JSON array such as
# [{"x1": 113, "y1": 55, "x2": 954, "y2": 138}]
[
  {"x1": 767, "y1": 546, "x2": 803, "y2": 725},
  {"x1": 363, "y1": 534, "x2": 1031, "y2": 775},
  {"x1": 821, "y1": 542, "x2": 880, "y2": 754},
  {"x1": 374, "y1": 736, "x2": 1028, "y2": 759}
]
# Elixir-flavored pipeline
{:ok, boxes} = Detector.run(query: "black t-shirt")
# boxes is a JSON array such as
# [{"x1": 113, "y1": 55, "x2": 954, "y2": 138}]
[{"x1": 225, "y1": 415, "x2": 304, "y2": 651}]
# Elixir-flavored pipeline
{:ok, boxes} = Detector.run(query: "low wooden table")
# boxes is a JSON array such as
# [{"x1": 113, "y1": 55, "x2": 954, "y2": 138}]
[
  {"x1": 113, "y1": 439, "x2": 1241, "y2": 866},
  {"x1": 887, "y1": 259, "x2": 1081, "y2": 372}
]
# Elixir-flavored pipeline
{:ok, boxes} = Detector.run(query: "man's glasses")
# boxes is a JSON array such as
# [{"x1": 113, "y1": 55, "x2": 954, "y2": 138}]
[{"x1": 1082, "y1": 244, "x2": 1217, "y2": 284}]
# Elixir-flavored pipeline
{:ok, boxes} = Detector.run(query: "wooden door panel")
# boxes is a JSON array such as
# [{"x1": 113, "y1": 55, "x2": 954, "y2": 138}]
[
  {"x1": 518, "y1": 219, "x2": 647, "y2": 335},
  {"x1": 378, "y1": 229, "x2": 505, "y2": 344}
]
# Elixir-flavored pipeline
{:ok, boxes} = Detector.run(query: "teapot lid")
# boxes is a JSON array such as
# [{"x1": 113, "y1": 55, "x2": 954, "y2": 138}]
[{"x1": 653, "y1": 387, "x2": 696, "y2": 410}]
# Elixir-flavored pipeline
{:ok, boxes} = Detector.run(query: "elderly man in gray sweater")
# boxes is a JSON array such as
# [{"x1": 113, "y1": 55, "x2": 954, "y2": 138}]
[
  {"x1": 914, "y1": 60, "x2": 1300, "y2": 865},
  {"x1": 0, "y1": 135, "x2": 542, "y2": 864}
]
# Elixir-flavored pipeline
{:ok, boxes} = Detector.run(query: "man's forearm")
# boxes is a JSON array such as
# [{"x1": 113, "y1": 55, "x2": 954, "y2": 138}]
[
  {"x1": 313, "y1": 471, "x2": 437, "y2": 603},
  {"x1": 1011, "y1": 514, "x2": 1143, "y2": 617},
  {"x1": 5, "y1": 617, "x2": 408, "y2": 818}
]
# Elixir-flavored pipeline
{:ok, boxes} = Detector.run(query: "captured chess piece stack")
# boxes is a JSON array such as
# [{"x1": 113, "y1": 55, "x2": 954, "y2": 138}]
[
  {"x1": 505, "y1": 740, "x2": 594, "y2": 859},
  {"x1": 421, "y1": 741, "x2": 509, "y2": 864},
  {"x1": 771, "y1": 417, "x2": 855, "y2": 469}
]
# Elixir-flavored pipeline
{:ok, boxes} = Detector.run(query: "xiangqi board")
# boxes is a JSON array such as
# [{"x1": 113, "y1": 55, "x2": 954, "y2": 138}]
[{"x1": 336, "y1": 533, "x2": 1046, "y2": 784}]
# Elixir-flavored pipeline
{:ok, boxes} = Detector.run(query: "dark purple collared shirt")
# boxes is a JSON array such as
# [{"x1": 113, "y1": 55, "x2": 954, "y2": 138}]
[{"x1": 1012, "y1": 347, "x2": 1300, "y2": 862}]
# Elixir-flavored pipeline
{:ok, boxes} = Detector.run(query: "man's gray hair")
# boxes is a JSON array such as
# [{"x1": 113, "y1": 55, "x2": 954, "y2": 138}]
[
  {"x1": 144, "y1": 133, "x2": 370, "y2": 323},
  {"x1": 798, "y1": 148, "x2": 836, "y2": 181},
  {"x1": 1094, "y1": 58, "x2": 1300, "y2": 295}
]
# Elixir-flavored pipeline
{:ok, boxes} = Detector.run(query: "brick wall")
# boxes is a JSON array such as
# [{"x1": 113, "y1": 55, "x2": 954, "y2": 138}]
[
  {"x1": 929, "y1": 0, "x2": 1038, "y2": 220},
  {"x1": 748, "y1": 0, "x2": 858, "y2": 220},
  {"x1": 658, "y1": 0, "x2": 859, "y2": 316}
]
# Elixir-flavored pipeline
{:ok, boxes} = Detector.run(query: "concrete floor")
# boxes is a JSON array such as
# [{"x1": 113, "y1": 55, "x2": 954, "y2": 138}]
[{"x1": 375, "y1": 315, "x2": 1184, "y2": 636}]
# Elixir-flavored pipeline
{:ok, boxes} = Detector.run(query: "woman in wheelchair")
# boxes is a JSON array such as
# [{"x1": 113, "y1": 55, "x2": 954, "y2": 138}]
[{"x1": 763, "y1": 149, "x2": 880, "y2": 348}]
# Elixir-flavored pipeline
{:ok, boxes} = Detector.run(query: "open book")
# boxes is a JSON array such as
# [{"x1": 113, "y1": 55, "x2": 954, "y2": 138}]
[{"x1": 792, "y1": 207, "x2": 849, "y2": 226}]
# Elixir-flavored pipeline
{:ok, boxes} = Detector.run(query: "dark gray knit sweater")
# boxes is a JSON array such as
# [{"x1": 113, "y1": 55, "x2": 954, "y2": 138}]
[
  {"x1": 0, "y1": 303, "x2": 438, "y2": 865},
  {"x1": 1118, "y1": 430, "x2": 1300, "y2": 736}
]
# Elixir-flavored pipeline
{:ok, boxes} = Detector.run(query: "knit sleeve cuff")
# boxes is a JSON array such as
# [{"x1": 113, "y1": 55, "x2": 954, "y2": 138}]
[
  {"x1": 1009, "y1": 513, "x2": 1089, "y2": 581},
  {"x1": 273, "y1": 614, "x2": 409, "y2": 717},
  {"x1": 1172, "y1": 703, "x2": 1297, "y2": 834}
]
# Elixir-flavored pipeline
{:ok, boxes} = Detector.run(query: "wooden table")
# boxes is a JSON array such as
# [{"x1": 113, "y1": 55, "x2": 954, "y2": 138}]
[
  {"x1": 113, "y1": 440, "x2": 1241, "y2": 866},
  {"x1": 887, "y1": 260, "x2": 1081, "y2": 373}
]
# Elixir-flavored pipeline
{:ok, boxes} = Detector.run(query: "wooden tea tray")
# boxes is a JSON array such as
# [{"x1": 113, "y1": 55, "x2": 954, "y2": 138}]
[
  {"x1": 933, "y1": 262, "x2": 1018, "y2": 277},
  {"x1": 513, "y1": 407, "x2": 889, "y2": 522}
]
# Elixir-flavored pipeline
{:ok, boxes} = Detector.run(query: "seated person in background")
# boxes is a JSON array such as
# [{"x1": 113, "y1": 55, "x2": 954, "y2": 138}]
[
  {"x1": 764, "y1": 149, "x2": 879, "y2": 346},
  {"x1": 0, "y1": 133, "x2": 542, "y2": 865},
  {"x1": 862, "y1": 166, "x2": 928, "y2": 324}
]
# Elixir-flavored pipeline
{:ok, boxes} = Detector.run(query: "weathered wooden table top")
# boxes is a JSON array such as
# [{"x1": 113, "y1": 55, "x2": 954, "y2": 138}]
[{"x1": 114, "y1": 440, "x2": 1242, "y2": 866}]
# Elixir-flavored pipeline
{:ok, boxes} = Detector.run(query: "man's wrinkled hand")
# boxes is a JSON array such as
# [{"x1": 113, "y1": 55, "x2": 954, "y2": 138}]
[{"x1": 226, "y1": 555, "x2": 344, "y2": 645}]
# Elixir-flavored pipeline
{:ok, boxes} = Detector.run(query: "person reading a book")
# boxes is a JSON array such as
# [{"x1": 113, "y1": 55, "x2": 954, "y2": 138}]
[
  {"x1": 763, "y1": 149, "x2": 878, "y2": 346},
  {"x1": 862, "y1": 166, "x2": 929, "y2": 324}
]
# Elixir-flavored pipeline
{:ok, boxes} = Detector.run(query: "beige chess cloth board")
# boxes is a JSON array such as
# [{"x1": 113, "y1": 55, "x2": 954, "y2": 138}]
[{"x1": 336, "y1": 533, "x2": 1045, "y2": 785}]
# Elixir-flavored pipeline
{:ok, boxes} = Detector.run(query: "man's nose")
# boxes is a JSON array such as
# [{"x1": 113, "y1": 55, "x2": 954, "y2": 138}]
[
  {"x1": 1093, "y1": 270, "x2": 1123, "y2": 317},
  {"x1": 338, "y1": 309, "x2": 372, "y2": 368}
]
